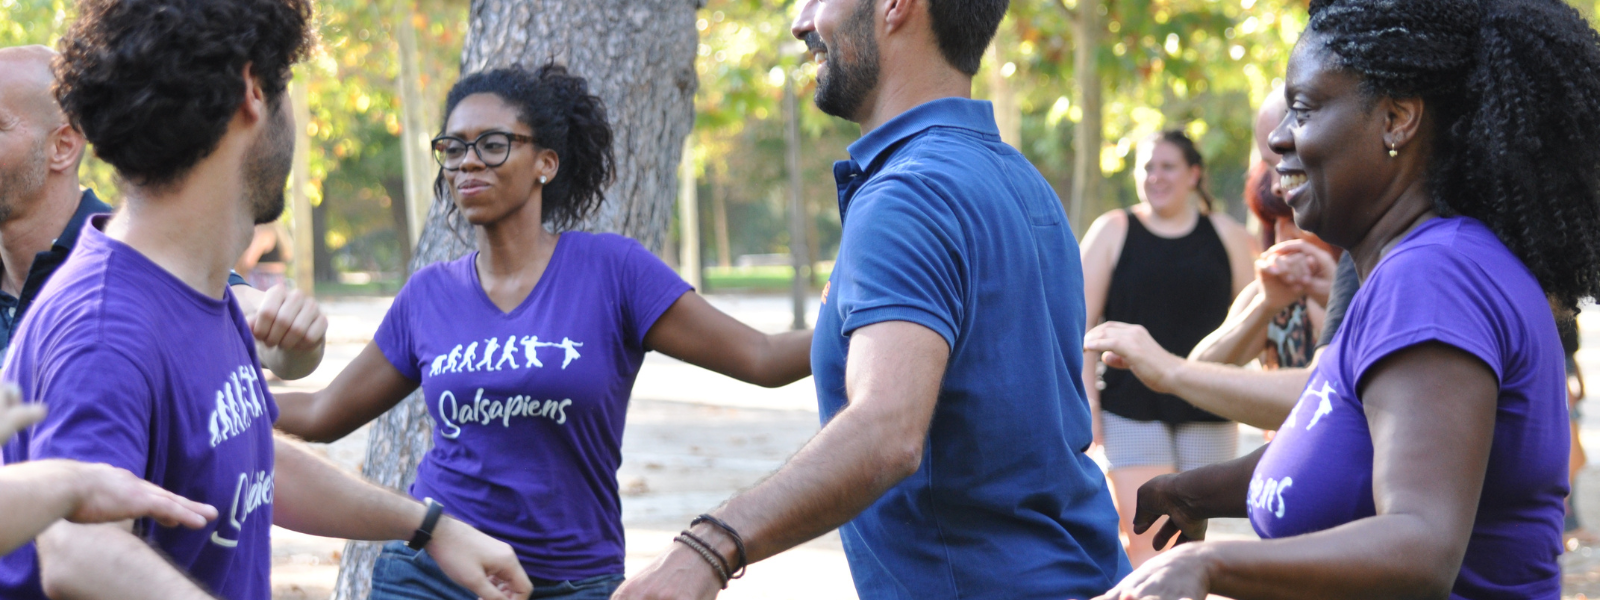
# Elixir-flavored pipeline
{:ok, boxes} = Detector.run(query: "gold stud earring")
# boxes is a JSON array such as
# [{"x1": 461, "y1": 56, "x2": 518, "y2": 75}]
[{"x1": 1387, "y1": 142, "x2": 1398, "y2": 158}]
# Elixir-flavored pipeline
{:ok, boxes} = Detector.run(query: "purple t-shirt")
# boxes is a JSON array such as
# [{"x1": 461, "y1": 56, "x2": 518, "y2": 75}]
[
  {"x1": 1250, "y1": 217, "x2": 1567, "y2": 599},
  {"x1": 0, "y1": 215, "x2": 278, "y2": 600},
  {"x1": 375, "y1": 231, "x2": 689, "y2": 580}
]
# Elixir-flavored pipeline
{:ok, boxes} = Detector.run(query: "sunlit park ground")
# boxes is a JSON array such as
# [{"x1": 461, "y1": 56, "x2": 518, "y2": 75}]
[{"x1": 259, "y1": 292, "x2": 1600, "y2": 600}]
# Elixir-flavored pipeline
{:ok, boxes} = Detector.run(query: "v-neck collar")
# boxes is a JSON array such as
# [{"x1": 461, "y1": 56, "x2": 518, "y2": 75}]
[{"x1": 468, "y1": 233, "x2": 568, "y2": 317}]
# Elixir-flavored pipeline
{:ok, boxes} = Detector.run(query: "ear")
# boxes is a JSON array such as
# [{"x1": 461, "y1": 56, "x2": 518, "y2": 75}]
[
  {"x1": 44, "y1": 123, "x2": 85, "y2": 175},
  {"x1": 1382, "y1": 96, "x2": 1424, "y2": 154},
  {"x1": 238, "y1": 62, "x2": 268, "y2": 125},
  {"x1": 883, "y1": 0, "x2": 915, "y2": 34},
  {"x1": 535, "y1": 147, "x2": 560, "y2": 184},
  {"x1": 1187, "y1": 164, "x2": 1204, "y2": 189}
]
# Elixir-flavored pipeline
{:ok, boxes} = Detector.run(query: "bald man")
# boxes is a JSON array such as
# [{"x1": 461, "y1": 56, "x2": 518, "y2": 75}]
[{"x1": 0, "y1": 46, "x2": 325, "y2": 377}]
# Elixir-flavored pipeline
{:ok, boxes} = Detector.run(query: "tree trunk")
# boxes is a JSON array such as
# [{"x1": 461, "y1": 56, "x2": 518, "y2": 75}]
[
  {"x1": 394, "y1": 0, "x2": 432, "y2": 272},
  {"x1": 1070, "y1": 1, "x2": 1103, "y2": 234},
  {"x1": 331, "y1": 1, "x2": 701, "y2": 597}
]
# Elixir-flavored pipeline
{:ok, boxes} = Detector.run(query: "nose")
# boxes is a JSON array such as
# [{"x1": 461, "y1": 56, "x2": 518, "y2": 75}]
[
  {"x1": 792, "y1": 0, "x2": 818, "y2": 41},
  {"x1": 1268, "y1": 110, "x2": 1293, "y2": 158}
]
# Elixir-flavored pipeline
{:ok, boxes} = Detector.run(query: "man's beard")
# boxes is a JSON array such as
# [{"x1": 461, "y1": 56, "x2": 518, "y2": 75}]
[
  {"x1": 0, "y1": 137, "x2": 47, "y2": 223},
  {"x1": 243, "y1": 99, "x2": 293, "y2": 225},
  {"x1": 808, "y1": 0, "x2": 879, "y2": 121}
]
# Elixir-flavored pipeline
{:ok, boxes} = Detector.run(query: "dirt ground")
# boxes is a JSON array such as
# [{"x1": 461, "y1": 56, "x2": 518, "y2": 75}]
[{"x1": 267, "y1": 295, "x2": 1600, "y2": 599}]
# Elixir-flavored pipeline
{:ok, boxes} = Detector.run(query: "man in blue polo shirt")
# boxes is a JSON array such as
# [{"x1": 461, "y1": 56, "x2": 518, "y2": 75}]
[
  {"x1": 617, "y1": 1, "x2": 1128, "y2": 599},
  {"x1": 0, "y1": 45, "x2": 325, "y2": 376}
]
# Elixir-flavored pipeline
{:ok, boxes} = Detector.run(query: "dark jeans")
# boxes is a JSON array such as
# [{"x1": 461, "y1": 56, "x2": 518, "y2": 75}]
[{"x1": 371, "y1": 541, "x2": 624, "y2": 600}]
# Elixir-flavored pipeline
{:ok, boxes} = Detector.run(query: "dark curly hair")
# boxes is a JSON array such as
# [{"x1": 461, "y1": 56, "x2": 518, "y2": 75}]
[
  {"x1": 1306, "y1": 0, "x2": 1600, "y2": 311},
  {"x1": 54, "y1": 0, "x2": 313, "y2": 188},
  {"x1": 434, "y1": 63, "x2": 616, "y2": 232}
]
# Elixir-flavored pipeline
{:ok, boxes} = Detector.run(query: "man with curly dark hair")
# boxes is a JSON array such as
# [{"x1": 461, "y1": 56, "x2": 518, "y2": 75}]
[
  {"x1": 0, "y1": 2, "x2": 533, "y2": 600},
  {"x1": 1097, "y1": 0, "x2": 1600, "y2": 598},
  {"x1": 0, "y1": 44, "x2": 326, "y2": 376}
]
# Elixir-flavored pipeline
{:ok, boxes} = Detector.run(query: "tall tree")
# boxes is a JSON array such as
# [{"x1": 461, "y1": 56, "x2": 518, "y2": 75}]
[{"x1": 332, "y1": 1, "x2": 702, "y2": 597}]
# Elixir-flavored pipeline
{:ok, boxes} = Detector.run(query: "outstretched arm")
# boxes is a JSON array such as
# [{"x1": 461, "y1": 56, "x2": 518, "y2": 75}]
[
  {"x1": 0, "y1": 460, "x2": 216, "y2": 555},
  {"x1": 1086, "y1": 321, "x2": 1310, "y2": 430},
  {"x1": 273, "y1": 342, "x2": 418, "y2": 442},
  {"x1": 37, "y1": 521, "x2": 220, "y2": 600},
  {"x1": 233, "y1": 284, "x2": 327, "y2": 380},
  {"x1": 272, "y1": 436, "x2": 532, "y2": 600},
  {"x1": 615, "y1": 320, "x2": 947, "y2": 600},
  {"x1": 644, "y1": 292, "x2": 813, "y2": 388}
]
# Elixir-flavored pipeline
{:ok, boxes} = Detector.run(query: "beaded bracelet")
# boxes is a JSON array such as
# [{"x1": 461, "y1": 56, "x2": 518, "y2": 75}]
[
  {"x1": 691, "y1": 513, "x2": 748, "y2": 579},
  {"x1": 674, "y1": 532, "x2": 730, "y2": 589}
]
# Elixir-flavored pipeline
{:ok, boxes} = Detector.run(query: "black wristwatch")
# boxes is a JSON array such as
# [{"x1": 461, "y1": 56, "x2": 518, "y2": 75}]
[{"x1": 408, "y1": 498, "x2": 445, "y2": 550}]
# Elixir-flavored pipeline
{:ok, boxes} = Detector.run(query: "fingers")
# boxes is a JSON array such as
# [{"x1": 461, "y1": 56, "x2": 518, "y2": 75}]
[
  {"x1": 263, "y1": 289, "x2": 305, "y2": 348},
  {"x1": 1101, "y1": 351, "x2": 1130, "y2": 370},
  {"x1": 0, "y1": 403, "x2": 47, "y2": 442},
  {"x1": 1151, "y1": 518, "x2": 1181, "y2": 550},
  {"x1": 142, "y1": 484, "x2": 219, "y2": 529},
  {"x1": 251, "y1": 284, "x2": 288, "y2": 342}
]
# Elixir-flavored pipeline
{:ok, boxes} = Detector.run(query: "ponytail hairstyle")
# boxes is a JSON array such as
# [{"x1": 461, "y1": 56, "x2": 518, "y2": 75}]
[
  {"x1": 1306, "y1": 0, "x2": 1600, "y2": 312},
  {"x1": 1143, "y1": 129, "x2": 1216, "y2": 213},
  {"x1": 434, "y1": 62, "x2": 616, "y2": 231}
]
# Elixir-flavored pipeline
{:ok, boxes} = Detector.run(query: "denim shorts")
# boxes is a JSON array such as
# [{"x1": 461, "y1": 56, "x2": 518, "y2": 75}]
[{"x1": 371, "y1": 541, "x2": 624, "y2": 600}]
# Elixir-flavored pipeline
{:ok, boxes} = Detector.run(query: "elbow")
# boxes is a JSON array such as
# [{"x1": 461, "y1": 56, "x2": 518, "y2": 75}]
[
  {"x1": 1382, "y1": 534, "x2": 1464, "y2": 600},
  {"x1": 880, "y1": 439, "x2": 924, "y2": 483}
]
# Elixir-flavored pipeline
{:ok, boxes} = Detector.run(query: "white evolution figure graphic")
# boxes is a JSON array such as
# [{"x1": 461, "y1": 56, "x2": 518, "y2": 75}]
[
  {"x1": 1304, "y1": 381, "x2": 1337, "y2": 430},
  {"x1": 429, "y1": 335, "x2": 585, "y2": 376},
  {"x1": 1283, "y1": 378, "x2": 1338, "y2": 431}
]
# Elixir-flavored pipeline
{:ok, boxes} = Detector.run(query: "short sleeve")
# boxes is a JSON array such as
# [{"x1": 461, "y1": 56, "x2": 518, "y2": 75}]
[
  {"x1": 835, "y1": 174, "x2": 965, "y2": 348},
  {"x1": 373, "y1": 278, "x2": 421, "y2": 382},
  {"x1": 26, "y1": 346, "x2": 155, "y2": 476},
  {"x1": 1318, "y1": 252, "x2": 1359, "y2": 349},
  {"x1": 620, "y1": 238, "x2": 693, "y2": 347},
  {"x1": 1345, "y1": 246, "x2": 1506, "y2": 387}
]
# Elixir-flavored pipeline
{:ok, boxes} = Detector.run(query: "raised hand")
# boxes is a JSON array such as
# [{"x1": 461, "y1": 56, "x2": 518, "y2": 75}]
[
  {"x1": 1258, "y1": 239, "x2": 1337, "y2": 307},
  {"x1": 425, "y1": 517, "x2": 533, "y2": 600},
  {"x1": 248, "y1": 284, "x2": 328, "y2": 353}
]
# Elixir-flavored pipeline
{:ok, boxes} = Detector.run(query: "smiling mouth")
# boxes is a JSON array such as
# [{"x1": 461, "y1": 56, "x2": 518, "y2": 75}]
[{"x1": 1279, "y1": 172, "x2": 1307, "y2": 191}]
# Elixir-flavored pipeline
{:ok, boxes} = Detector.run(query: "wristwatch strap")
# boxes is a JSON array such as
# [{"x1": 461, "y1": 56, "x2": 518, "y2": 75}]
[{"x1": 408, "y1": 498, "x2": 445, "y2": 550}]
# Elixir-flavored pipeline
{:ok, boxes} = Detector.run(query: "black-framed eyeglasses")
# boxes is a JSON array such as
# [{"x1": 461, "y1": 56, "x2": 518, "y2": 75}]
[{"x1": 431, "y1": 131, "x2": 535, "y2": 170}]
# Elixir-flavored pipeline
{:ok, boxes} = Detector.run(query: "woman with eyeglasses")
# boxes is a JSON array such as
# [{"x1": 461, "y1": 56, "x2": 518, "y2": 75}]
[{"x1": 273, "y1": 63, "x2": 812, "y2": 600}]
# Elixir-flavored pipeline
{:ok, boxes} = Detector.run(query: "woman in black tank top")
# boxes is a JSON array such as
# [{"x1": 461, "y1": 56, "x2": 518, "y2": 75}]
[{"x1": 1078, "y1": 130, "x2": 1256, "y2": 566}]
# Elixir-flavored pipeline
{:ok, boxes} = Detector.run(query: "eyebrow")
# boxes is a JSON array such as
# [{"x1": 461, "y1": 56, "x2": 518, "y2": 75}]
[{"x1": 442, "y1": 127, "x2": 520, "y2": 138}]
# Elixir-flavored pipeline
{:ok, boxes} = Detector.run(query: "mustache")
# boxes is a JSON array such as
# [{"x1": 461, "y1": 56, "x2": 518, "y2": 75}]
[{"x1": 803, "y1": 31, "x2": 826, "y2": 55}]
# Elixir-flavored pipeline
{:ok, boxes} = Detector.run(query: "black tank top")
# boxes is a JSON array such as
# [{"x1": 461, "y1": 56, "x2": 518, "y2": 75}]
[{"x1": 1101, "y1": 208, "x2": 1234, "y2": 423}]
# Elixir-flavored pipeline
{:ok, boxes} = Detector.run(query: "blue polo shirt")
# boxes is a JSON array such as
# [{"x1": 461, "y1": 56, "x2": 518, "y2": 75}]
[{"x1": 812, "y1": 98, "x2": 1129, "y2": 599}]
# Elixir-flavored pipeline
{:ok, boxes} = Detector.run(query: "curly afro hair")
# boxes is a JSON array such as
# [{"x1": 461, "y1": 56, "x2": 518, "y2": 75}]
[
  {"x1": 434, "y1": 63, "x2": 616, "y2": 232},
  {"x1": 53, "y1": 0, "x2": 313, "y2": 189},
  {"x1": 1306, "y1": 0, "x2": 1600, "y2": 311}
]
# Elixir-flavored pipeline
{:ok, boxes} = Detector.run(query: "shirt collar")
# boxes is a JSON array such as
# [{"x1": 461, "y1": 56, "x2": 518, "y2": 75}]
[
  {"x1": 845, "y1": 97, "x2": 1000, "y2": 172},
  {"x1": 54, "y1": 188, "x2": 112, "y2": 253}
]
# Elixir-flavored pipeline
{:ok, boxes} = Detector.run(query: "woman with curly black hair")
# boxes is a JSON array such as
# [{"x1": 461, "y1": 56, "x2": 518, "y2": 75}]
[
  {"x1": 1095, "y1": 0, "x2": 1600, "y2": 598},
  {"x1": 273, "y1": 64, "x2": 812, "y2": 600}
]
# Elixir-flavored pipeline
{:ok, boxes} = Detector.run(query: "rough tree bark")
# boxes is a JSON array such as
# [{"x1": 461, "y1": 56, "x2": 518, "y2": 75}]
[{"x1": 331, "y1": 1, "x2": 701, "y2": 597}]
